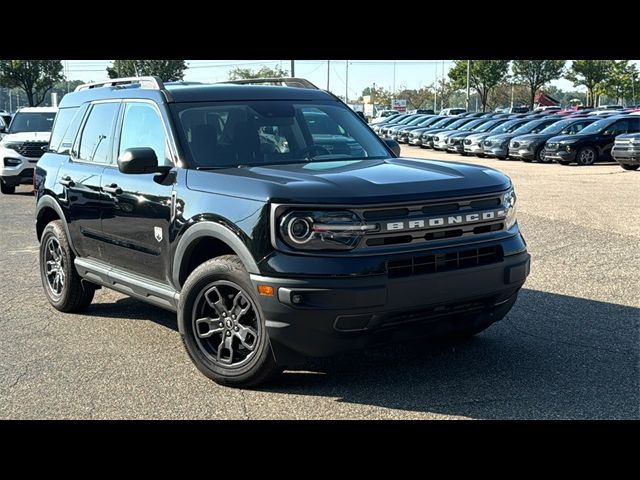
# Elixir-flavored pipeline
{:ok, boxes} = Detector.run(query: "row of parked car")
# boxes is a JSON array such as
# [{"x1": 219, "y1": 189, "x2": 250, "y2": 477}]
[{"x1": 371, "y1": 107, "x2": 640, "y2": 170}]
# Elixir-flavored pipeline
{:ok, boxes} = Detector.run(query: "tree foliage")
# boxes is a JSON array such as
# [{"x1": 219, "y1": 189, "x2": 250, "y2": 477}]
[
  {"x1": 228, "y1": 66, "x2": 289, "y2": 80},
  {"x1": 0, "y1": 60, "x2": 64, "y2": 106},
  {"x1": 106, "y1": 60, "x2": 187, "y2": 81},
  {"x1": 566, "y1": 60, "x2": 612, "y2": 106},
  {"x1": 601, "y1": 60, "x2": 639, "y2": 105},
  {"x1": 512, "y1": 60, "x2": 566, "y2": 108},
  {"x1": 359, "y1": 85, "x2": 393, "y2": 108},
  {"x1": 449, "y1": 60, "x2": 510, "y2": 112}
]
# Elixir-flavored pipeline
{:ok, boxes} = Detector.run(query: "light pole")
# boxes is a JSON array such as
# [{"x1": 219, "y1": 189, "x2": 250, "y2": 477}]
[
  {"x1": 290, "y1": 60, "x2": 295, "y2": 77},
  {"x1": 466, "y1": 60, "x2": 471, "y2": 112},
  {"x1": 327, "y1": 60, "x2": 330, "y2": 91},
  {"x1": 392, "y1": 61, "x2": 396, "y2": 100},
  {"x1": 510, "y1": 82, "x2": 514, "y2": 110},
  {"x1": 345, "y1": 60, "x2": 349, "y2": 104}
]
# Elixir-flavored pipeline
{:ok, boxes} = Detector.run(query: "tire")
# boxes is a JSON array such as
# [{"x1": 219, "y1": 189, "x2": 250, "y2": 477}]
[
  {"x1": 522, "y1": 158, "x2": 533, "y2": 163},
  {"x1": 39, "y1": 220, "x2": 95, "y2": 312},
  {"x1": 620, "y1": 163, "x2": 639, "y2": 171},
  {"x1": 475, "y1": 154, "x2": 485, "y2": 158},
  {"x1": 1, "y1": 181, "x2": 16, "y2": 194},
  {"x1": 575, "y1": 146, "x2": 597, "y2": 165},
  {"x1": 178, "y1": 255, "x2": 281, "y2": 388},
  {"x1": 535, "y1": 147, "x2": 550, "y2": 163},
  {"x1": 556, "y1": 160, "x2": 571, "y2": 166}
]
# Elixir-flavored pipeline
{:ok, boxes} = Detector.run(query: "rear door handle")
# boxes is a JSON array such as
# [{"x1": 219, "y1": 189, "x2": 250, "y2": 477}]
[
  {"x1": 59, "y1": 175, "x2": 75, "y2": 187},
  {"x1": 102, "y1": 183, "x2": 123, "y2": 195}
]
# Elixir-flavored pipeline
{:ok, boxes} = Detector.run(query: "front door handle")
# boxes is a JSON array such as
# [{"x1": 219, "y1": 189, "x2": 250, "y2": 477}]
[
  {"x1": 59, "y1": 175, "x2": 75, "y2": 187},
  {"x1": 102, "y1": 183, "x2": 123, "y2": 195}
]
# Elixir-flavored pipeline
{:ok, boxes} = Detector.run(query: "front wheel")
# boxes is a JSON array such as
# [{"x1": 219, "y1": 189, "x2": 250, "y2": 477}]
[
  {"x1": 620, "y1": 163, "x2": 639, "y2": 171},
  {"x1": 535, "y1": 147, "x2": 551, "y2": 163},
  {"x1": 576, "y1": 146, "x2": 597, "y2": 165},
  {"x1": 178, "y1": 255, "x2": 281, "y2": 388}
]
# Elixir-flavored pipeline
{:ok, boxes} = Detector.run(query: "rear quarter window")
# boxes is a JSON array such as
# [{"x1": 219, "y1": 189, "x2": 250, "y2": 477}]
[{"x1": 49, "y1": 106, "x2": 86, "y2": 154}]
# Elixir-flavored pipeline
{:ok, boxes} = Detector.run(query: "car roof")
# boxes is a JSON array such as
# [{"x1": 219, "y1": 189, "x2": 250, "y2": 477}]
[
  {"x1": 59, "y1": 83, "x2": 335, "y2": 108},
  {"x1": 16, "y1": 106, "x2": 58, "y2": 113}
]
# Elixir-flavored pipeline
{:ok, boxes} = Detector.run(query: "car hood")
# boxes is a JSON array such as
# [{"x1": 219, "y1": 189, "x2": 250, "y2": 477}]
[
  {"x1": 511, "y1": 133, "x2": 554, "y2": 143},
  {"x1": 1, "y1": 131, "x2": 51, "y2": 143},
  {"x1": 547, "y1": 133, "x2": 592, "y2": 143},
  {"x1": 485, "y1": 133, "x2": 517, "y2": 143},
  {"x1": 423, "y1": 127, "x2": 450, "y2": 136},
  {"x1": 466, "y1": 132, "x2": 495, "y2": 142},
  {"x1": 448, "y1": 131, "x2": 476, "y2": 139},
  {"x1": 186, "y1": 158, "x2": 511, "y2": 204}
]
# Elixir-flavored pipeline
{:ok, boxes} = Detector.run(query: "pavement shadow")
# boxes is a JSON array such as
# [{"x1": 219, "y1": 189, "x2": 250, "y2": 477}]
[
  {"x1": 264, "y1": 289, "x2": 639, "y2": 419},
  {"x1": 86, "y1": 297, "x2": 178, "y2": 332}
]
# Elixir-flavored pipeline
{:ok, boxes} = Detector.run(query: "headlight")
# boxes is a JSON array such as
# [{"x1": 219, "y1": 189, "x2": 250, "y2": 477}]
[
  {"x1": 518, "y1": 139, "x2": 532, "y2": 146},
  {"x1": 503, "y1": 189, "x2": 517, "y2": 229},
  {"x1": 0, "y1": 141, "x2": 22, "y2": 152},
  {"x1": 279, "y1": 210, "x2": 377, "y2": 251}
]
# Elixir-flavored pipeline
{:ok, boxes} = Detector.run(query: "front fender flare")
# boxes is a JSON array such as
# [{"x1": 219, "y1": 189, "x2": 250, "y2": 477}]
[
  {"x1": 35, "y1": 195, "x2": 77, "y2": 256},
  {"x1": 172, "y1": 221, "x2": 260, "y2": 289}
]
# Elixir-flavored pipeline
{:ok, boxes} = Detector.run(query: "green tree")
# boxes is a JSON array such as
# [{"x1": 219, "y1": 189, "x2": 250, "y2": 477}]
[
  {"x1": 106, "y1": 60, "x2": 187, "y2": 81},
  {"x1": 360, "y1": 86, "x2": 392, "y2": 109},
  {"x1": 0, "y1": 60, "x2": 64, "y2": 107},
  {"x1": 228, "y1": 66, "x2": 288, "y2": 80},
  {"x1": 512, "y1": 60, "x2": 566, "y2": 109},
  {"x1": 394, "y1": 86, "x2": 434, "y2": 110},
  {"x1": 565, "y1": 60, "x2": 612, "y2": 107},
  {"x1": 449, "y1": 60, "x2": 510, "y2": 112},
  {"x1": 601, "y1": 61, "x2": 639, "y2": 105}
]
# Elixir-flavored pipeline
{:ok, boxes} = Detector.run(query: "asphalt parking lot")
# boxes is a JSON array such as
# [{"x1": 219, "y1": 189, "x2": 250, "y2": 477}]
[{"x1": 0, "y1": 149, "x2": 638, "y2": 419}]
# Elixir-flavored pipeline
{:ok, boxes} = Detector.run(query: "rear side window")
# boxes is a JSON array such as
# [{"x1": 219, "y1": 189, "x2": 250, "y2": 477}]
[
  {"x1": 76, "y1": 102, "x2": 119, "y2": 164},
  {"x1": 49, "y1": 107, "x2": 80, "y2": 153}
]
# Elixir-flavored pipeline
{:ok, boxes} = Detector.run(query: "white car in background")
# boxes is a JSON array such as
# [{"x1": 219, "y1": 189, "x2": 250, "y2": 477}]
[
  {"x1": 371, "y1": 109, "x2": 400, "y2": 124},
  {"x1": 0, "y1": 106, "x2": 57, "y2": 194}
]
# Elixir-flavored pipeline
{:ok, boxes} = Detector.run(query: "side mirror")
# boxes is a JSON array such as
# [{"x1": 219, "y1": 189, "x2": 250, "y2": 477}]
[
  {"x1": 383, "y1": 138, "x2": 401, "y2": 157},
  {"x1": 117, "y1": 147, "x2": 168, "y2": 174}
]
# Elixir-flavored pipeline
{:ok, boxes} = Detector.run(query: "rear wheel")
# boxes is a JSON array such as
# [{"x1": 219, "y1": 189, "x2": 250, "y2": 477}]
[
  {"x1": 1, "y1": 180, "x2": 16, "y2": 194},
  {"x1": 620, "y1": 163, "x2": 639, "y2": 171},
  {"x1": 576, "y1": 146, "x2": 597, "y2": 165},
  {"x1": 179, "y1": 255, "x2": 281, "y2": 388},
  {"x1": 535, "y1": 147, "x2": 550, "y2": 163},
  {"x1": 39, "y1": 221, "x2": 95, "y2": 312}
]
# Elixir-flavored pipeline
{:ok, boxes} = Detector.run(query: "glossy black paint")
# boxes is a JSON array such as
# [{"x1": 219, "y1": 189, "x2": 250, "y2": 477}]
[{"x1": 35, "y1": 82, "x2": 519, "y2": 294}]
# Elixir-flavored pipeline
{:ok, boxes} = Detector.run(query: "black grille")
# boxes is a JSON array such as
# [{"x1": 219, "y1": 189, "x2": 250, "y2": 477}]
[
  {"x1": 17, "y1": 142, "x2": 47, "y2": 158},
  {"x1": 387, "y1": 245, "x2": 503, "y2": 278}
]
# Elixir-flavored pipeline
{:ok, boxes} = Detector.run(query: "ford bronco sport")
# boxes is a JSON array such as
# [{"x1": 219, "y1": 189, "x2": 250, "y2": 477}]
[{"x1": 34, "y1": 76, "x2": 530, "y2": 387}]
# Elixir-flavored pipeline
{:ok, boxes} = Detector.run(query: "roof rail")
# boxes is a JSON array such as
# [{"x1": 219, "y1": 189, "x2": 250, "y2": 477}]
[
  {"x1": 74, "y1": 76, "x2": 165, "y2": 92},
  {"x1": 218, "y1": 77, "x2": 319, "y2": 90}
]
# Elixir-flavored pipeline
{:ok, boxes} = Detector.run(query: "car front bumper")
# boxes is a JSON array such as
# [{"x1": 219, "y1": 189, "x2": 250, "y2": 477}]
[
  {"x1": 252, "y1": 249, "x2": 530, "y2": 360},
  {"x1": 464, "y1": 143, "x2": 485, "y2": 155},
  {"x1": 484, "y1": 146, "x2": 509, "y2": 158},
  {"x1": 544, "y1": 149, "x2": 577, "y2": 163},
  {"x1": 0, "y1": 148, "x2": 37, "y2": 186},
  {"x1": 508, "y1": 147, "x2": 535, "y2": 160},
  {"x1": 612, "y1": 147, "x2": 640, "y2": 164}
]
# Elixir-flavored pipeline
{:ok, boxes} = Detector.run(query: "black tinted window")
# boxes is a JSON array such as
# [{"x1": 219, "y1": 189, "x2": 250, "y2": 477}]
[
  {"x1": 603, "y1": 120, "x2": 629, "y2": 135},
  {"x1": 8, "y1": 111, "x2": 56, "y2": 133},
  {"x1": 49, "y1": 107, "x2": 79, "y2": 152},
  {"x1": 77, "y1": 103, "x2": 119, "y2": 164}
]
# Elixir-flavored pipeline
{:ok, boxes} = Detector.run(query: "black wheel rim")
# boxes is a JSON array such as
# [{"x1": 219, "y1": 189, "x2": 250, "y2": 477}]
[
  {"x1": 192, "y1": 280, "x2": 261, "y2": 368},
  {"x1": 44, "y1": 237, "x2": 65, "y2": 298},
  {"x1": 579, "y1": 149, "x2": 595, "y2": 164}
]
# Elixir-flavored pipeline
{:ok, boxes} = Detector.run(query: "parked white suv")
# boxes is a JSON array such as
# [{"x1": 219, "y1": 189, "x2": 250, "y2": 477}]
[{"x1": 0, "y1": 107, "x2": 57, "y2": 194}]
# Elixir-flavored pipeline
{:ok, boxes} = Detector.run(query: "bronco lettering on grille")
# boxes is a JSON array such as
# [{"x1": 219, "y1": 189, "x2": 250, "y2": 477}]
[{"x1": 383, "y1": 209, "x2": 507, "y2": 233}]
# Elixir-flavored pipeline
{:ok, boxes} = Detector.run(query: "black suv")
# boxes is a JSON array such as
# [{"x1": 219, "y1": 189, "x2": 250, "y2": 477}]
[
  {"x1": 544, "y1": 115, "x2": 640, "y2": 165},
  {"x1": 34, "y1": 76, "x2": 530, "y2": 387}
]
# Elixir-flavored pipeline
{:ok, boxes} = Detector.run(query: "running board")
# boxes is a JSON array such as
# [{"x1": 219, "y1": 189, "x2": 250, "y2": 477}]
[{"x1": 74, "y1": 257, "x2": 179, "y2": 312}]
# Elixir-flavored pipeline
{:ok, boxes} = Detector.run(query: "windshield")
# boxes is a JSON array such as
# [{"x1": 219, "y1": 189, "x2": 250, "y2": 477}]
[
  {"x1": 405, "y1": 115, "x2": 428, "y2": 126},
  {"x1": 416, "y1": 116, "x2": 439, "y2": 127},
  {"x1": 431, "y1": 117, "x2": 457, "y2": 128},
  {"x1": 477, "y1": 120, "x2": 505, "y2": 132},
  {"x1": 512, "y1": 119, "x2": 554, "y2": 135},
  {"x1": 461, "y1": 119, "x2": 487, "y2": 131},
  {"x1": 491, "y1": 119, "x2": 526, "y2": 134},
  {"x1": 8, "y1": 111, "x2": 56, "y2": 133},
  {"x1": 579, "y1": 118, "x2": 615, "y2": 134},
  {"x1": 539, "y1": 119, "x2": 577, "y2": 135},
  {"x1": 384, "y1": 114, "x2": 409, "y2": 124},
  {"x1": 446, "y1": 118, "x2": 471, "y2": 129},
  {"x1": 171, "y1": 101, "x2": 390, "y2": 168}
]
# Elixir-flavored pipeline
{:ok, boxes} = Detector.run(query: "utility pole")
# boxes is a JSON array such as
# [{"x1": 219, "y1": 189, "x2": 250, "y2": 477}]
[
  {"x1": 345, "y1": 60, "x2": 349, "y2": 104},
  {"x1": 290, "y1": 60, "x2": 295, "y2": 77},
  {"x1": 9, "y1": 89, "x2": 12, "y2": 112},
  {"x1": 466, "y1": 60, "x2": 471, "y2": 112},
  {"x1": 510, "y1": 83, "x2": 514, "y2": 110},
  {"x1": 441, "y1": 60, "x2": 445, "y2": 111},
  {"x1": 434, "y1": 63, "x2": 438, "y2": 112},
  {"x1": 392, "y1": 61, "x2": 396, "y2": 99},
  {"x1": 327, "y1": 60, "x2": 330, "y2": 91}
]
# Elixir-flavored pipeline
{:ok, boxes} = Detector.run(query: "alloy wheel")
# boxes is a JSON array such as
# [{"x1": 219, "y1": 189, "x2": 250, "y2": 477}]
[{"x1": 44, "y1": 237, "x2": 65, "y2": 298}]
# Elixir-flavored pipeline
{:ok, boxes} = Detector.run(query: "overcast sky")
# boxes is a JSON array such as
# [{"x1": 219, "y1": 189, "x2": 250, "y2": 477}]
[{"x1": 64, "y1": 60, "x2": 640, "y2": 99}]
